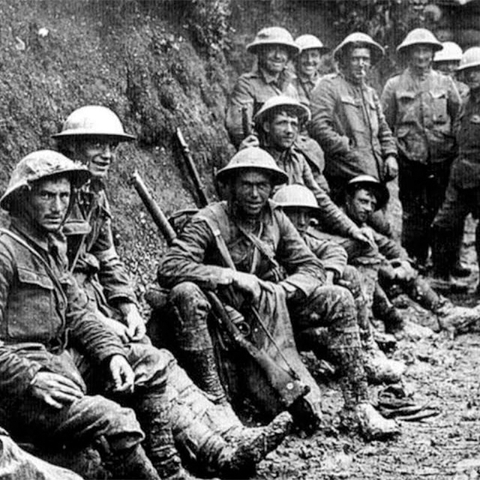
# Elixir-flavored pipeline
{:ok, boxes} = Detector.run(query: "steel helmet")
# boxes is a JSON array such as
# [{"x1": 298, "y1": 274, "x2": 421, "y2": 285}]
[
  {"x1": 457, "y1": 47, "x2": 480, "y2": 72},
  {"x1": 396, "y1": 28, "x2": 442, "y2": 54},
  {"x1": 216, "y1": 147, "x2": 288, "y2": 185},
  {"x1": 52, "y1": 106, "x2": 136, "y2": 141},
  {"x1": 272, "y1": 184, "x2": 320, "y2": 212},
  {"x1": 333, "y1": 32, "x2": 385, "y2": 64},
  {"x1": 295, "y1": 34, "x2": 329, "y2": 54},
  {"x1": 246, "y1": 27, "x2": 299, "y2": 56},
  {"x1": 434, "y1": 42, "x2": 463, "y2": 63},
  {"x1": 0, "y1": 150, "x2": 90, "y2": 211},
  {"x1": 254, "y1": 95, "x2": 311, "y2": 126},
  {"x1": 343, "y1": 175, "x2": 389, "y2": 211}
]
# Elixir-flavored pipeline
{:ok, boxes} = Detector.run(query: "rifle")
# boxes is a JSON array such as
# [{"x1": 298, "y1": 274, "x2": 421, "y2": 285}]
[
  {"x1": 131, "y1": 170, "x2": 309, "y2": 410},
  {"x1": 176, "y1": 128, "x2": 209, "y2": 208},
  {"x1": 241, "y1": 104, "x2": 252, "y2": 139}
]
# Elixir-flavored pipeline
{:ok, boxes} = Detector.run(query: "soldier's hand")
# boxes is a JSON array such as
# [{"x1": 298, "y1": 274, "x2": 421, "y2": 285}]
[
  {"x1": 351, "y1": 227, "x2": 376, "y2": 249},
  {"x1": 120, "y1": 303, "x2": 147, "y2": 342},
  {"x1": 231, "y1": 271, "x2": 261, "y2": 303},
  {"x1": 101, "y1": 315, "x2": 130, "y2": 344},
  {"x1": 383, "y1": 155, "x2": 398, "y2": 181},
  {"x1": 239, "y1": 134, "x2": 260, "y2": 150},
  {"x1": 109, "y1": 355, "x2": 135, "y2": 394},
  {"x1": 30, "y1": 372, "x2": 84, "y2": 409}
]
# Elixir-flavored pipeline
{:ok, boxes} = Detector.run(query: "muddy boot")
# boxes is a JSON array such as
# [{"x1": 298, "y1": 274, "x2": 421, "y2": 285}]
[
  {"x1": 212, "y1": 411, "x2": 293, "y2": 478},
  {"x1": 329, "y1": 327, "x2": 400, "y2": 441},
  {"x1": 360, "y1": 327, "x2": 405, "y2": 384},
  {"x1": 430, "y1": 228, "x2": 469, "y2": 293},
  {"x1": 170, "y1": 283, "x2": 228, "y2": 404},
  {"x1": 135, "y1": 391, "x2": 188, "y2": 479},
  {"x1": 434, "y1": 297, "x2": 480, "y2": 335},
  {"x1": 372, "y1": 284, "x2": 406, "y2": 335},
  {"x1": 105, "y1": 444, "x2": 162, "y2": 480}
]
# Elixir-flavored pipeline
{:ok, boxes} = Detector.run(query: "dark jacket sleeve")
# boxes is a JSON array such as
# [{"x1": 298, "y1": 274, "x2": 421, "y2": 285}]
[
  {"x1": 90, "y1": 195, "x2": 136, "y2": 305},
  {"x1": 64, "y1": 272, "x2": 128, "y2": 364},
  {"x1": 303, "y1": 231, "x2": 348, "y2": 278},
  {"x1": 275, "y1": 210, "x2": 326, "y2": 296},
  {"x1": 375, "y1": 231, "x2": 408, "y2": 260},
  {"x1": 0, "y1": 247, "x2": 44, "y2": 397},
  {"x1": 158, "y1": 216, "x2": 235, "y2": 290}
]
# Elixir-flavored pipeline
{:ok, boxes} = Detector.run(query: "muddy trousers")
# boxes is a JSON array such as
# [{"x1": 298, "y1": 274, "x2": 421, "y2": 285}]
[
  {"x1": 398, "y1": 158, "x2": 451, "y2": 265},
  {"x1": 432, "y1": 183, "x2": 480, "y2": 277},
  {"x1": 289, "y1": 284, "x2": 370, "y2": 408},
  {"x1": 167, "y1": 281, "x2": 323, "y2": 425}
]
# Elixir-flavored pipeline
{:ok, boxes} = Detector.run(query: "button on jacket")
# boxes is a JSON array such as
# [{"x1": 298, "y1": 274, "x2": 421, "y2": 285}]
[
  {"x1": 381, "y1": 67, "x2": 461, "y2": 164},
  {"x1": 310, "y1": 73, "x2": 397, "y2": 182}
]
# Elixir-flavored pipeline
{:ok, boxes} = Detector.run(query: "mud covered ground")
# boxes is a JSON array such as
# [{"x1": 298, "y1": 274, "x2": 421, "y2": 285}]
[{"x1": 251, "y1": 219, "x2": 480, "y2": 480}]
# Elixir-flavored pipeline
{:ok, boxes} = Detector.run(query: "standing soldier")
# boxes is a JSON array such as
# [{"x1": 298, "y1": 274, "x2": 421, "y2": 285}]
[
  {"x1": 381, "y1": 28, "x2": 462, "y2": 272},
  {"x1": 432, "y1": 48, "x2": 480, "y2": 292},
  {"x1": 226, "y1": 26, "x2": 300, "y2": 148},
  {"x1": 158, "y1": 146, "x2": 400, "y2": 441},
  {"x1": 310, "y1": 32, "x2": 398, "y2": 236},
  {"x1": 292, "y1": 34, "x2": 330, "y2": 110}
]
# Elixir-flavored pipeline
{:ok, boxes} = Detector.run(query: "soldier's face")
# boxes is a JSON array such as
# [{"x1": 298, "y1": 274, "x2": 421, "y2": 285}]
[
  {"x1": 298, "y1": 49, "x2": 322, "y2": 77},
  {"x1": 264, "y1": 112, "x2": 299, "y2": 150},
  {"x1": 258, "y1": 45, "x2": 290, "y2": 75},
  {"x1": 26, "y1": 177, "x2": 72, "y2": 233},
  {"x1": 409, "y1": 45, "x2": 434, "y2": 70},
  {"x1": 284, "y1": 207, "x2": 311, "y2": 232},
  {"x1": 345, "y1": 47, "x2": 371, "y2": 83},
  {"x1": 463, "y1": 67, "x2": 480, "y2": 92},
  {"x1": 345, "y1": 188, "x2": 377, "y2": 224},
  {"x1": 233, "y1": 170, "x2": 273, "y2": 217},
  {"x1": 75, "y1": 136, "x2": 120, "y2": 179},
  {"x1": 434, "y1": 60, "x2": 459, "y2": 77}
]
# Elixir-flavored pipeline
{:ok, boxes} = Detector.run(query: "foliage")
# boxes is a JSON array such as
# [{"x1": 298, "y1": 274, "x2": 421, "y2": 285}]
[{"x1": 184, "y1": 0, "x2": 233, "y2": 55}]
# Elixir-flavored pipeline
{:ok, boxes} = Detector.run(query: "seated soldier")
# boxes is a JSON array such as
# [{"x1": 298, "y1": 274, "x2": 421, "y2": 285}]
[
  {"x1": 245, "y1": 95, "x2": 377, "y2": 248},
  {"x1": 158, "y1": 146, "x2": 400, "y2": 441},
  {"x1": 271, "y1": 184, "x2": 405, "y2": 382},
  {"x1": 0, "y1": 150, "x2": 291, "y2": 480},
  {"x1": 339, "y1": 176, "x2": 479, "y2": 337}
]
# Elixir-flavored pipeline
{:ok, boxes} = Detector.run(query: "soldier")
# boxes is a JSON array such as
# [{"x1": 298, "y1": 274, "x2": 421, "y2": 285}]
[
  {"x1": 434, "y1": 42, "x2": 469, "y2": 100},
  {"x1": 432, "y1": 48, "x2": 480, "y2": 293},
  {"x1": 52, "y1": 105, "x2": 146, "y2": 344},
  {"x1": 0, "y1": 150, "x2": 291, "y2": 480},
  {"x1": 310, "y1": 32, "x2": 398, "y2": 236},
  {"x1": 292, "y1": 34, "x2": 330, "y2": 110},
  {"x1": 432, "y1": 42, "x2": 471, "y2": 281},
  {"x1": 253, "y1": 94, "x2": 375, "y2": 248},
  {"x1": 341, "y1": 175, "x2": 477, "y2": 336},
  {"x1": 271, "y1": 184, "x2": 405, "y2": 383},
  {"x1": 381, "y1": 28, "x2": 462, "y2": 272},
  {"x1": 158, "y1": 146, "x2": 400, "y2": 441},
  {"x1": 225, "y1": 26, "x2": 300, "y2": 148}
]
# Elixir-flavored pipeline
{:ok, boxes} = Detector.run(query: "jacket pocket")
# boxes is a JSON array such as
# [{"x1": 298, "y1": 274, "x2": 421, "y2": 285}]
[
  {"x1": 6, "y1": 267, "x2": 56, "y2": 342},
  {"x1": 340, "y1": 95, "x2": 363, "y2": 134},
  {"x1": 431, "y1": 90, "x2": 448, "y2": 123}
]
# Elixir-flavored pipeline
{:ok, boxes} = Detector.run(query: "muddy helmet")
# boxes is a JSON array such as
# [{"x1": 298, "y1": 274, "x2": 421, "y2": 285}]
[
  {"x1": 0, "y1": 150, "x2": 90, "y2": 211},
  {"x1": 343, "y1": 175, "x2": 389, "y2": 211},
  {"x1": 295, "y1": 34, "x2": 329, "y2": 54},
  {"x1": 254, "y1": 95, "x2": 311, "y2": 127},
  {"x1": 216, "y1": 147, "x2": 288, "y2": 185},
  {"x1": 434, "y1": 42, "x2": 463, "y2": 63},
  {"x1": 246, "y1": 27, "x2": 299, "y2": 56},
  {"x1": 457, "y1": 47, "x2": 480, "y2": 72},
  {"x1": 333, "y1": 32, "x2": 385, "y2": 64},
  {"x1": 397, "y1": 28, "x2": 442, "y2": 55},
  {"x1": 51, "y1": 106, "x2": 136, "y2": 141},
  {"x1": 272, "y1": 184, "x2": 320, "y2": 212}
]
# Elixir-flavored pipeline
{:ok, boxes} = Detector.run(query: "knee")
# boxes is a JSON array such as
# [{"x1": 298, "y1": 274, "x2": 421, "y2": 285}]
[{"x1": 169, "y1": 282, "x2": 211, "y2": 327}]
